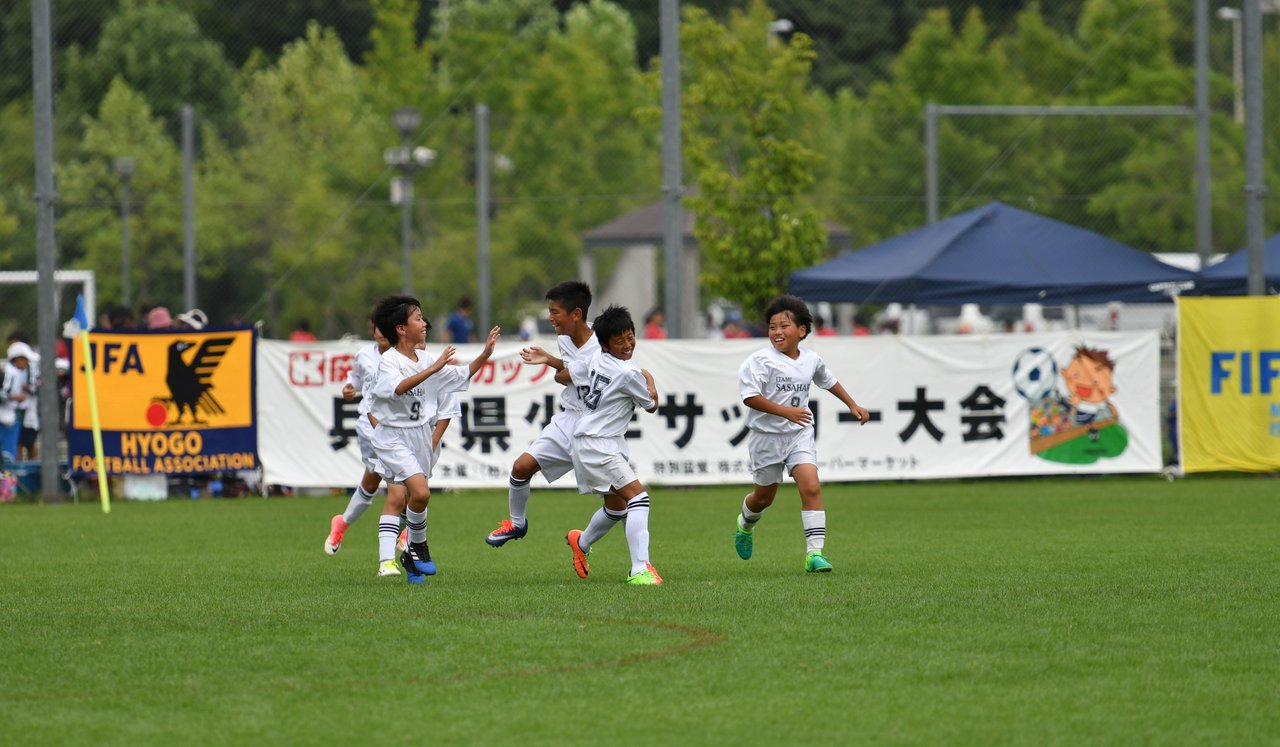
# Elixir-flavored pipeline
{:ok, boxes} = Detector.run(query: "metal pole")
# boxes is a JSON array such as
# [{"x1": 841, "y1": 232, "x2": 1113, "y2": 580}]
[
  {"x1": 1243, "y1": 0, "x2": 1266, "y2": 296},
  {"x1": 1232, "y1": 14, "x2": 1244, "y2": 124},
  {"x1": 32, "y1": 0, "x2": 61, "y2": 499},
  {"x1": 182, "y1": 104, "x2": 196, "y2": 309},
  {"x1": 925, "y1": 102, "x2": 938, "y2": 224},
  {"x1": 475, "y1": 104, "x2": 491, "y2": 332},
  {"x1": 400, "y1": 133, "x2": 413, "y2": 296},
  {"x1": 118, "y1": 172, "x2": 131, "y2": 307},
  {"x1": 660, "y1": 0, "x2": 684, "y2": 336},
  {"x1": 1193, "y1": 0, "x2": 1213, "y2": 269}
]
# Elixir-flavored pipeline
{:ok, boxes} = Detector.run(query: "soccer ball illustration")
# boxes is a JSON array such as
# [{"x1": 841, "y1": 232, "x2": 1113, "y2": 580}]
[{"x1": 1012, "y1": 347, "x2": 1058, "y2": 401}]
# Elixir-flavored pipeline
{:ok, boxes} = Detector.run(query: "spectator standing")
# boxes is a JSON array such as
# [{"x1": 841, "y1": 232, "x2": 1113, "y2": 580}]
[
  {"x1": 643, "y1": 308, "x2": 668, "y2": 340},
  {"x1": 0, "y1": 342, "x2": 35, "y2": 466},
  {"x1": 445, "y1": 297, "x2": 475, "y2": 343},
  {"x1": 288, "y1": 319, "x2": 317, "y2": 341},
  {"x1": 175, "y1": 309, "x2": 208, "y2": 331},
  {"x1": 147, "y1": 306, "x2": 173, "y2": 330}
]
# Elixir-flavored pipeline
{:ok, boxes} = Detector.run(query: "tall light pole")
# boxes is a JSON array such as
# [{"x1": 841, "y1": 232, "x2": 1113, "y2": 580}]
[
  {"x1": 385, "y1": 107, "x2": 435, "y2": 296},
  {"x1": 114, "y1": 156, "x2": 136, "y2": 308},
  {"x1": 1218, "y1": 7, "x2": 1244, "y2": 124}
]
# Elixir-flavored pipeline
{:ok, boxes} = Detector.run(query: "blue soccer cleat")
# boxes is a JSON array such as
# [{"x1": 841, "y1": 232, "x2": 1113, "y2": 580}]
[
  {"x1": 485, "y1": 519, "x2": 528, "y2": 547},
  {"x1": 401, "y1": 542, "x2": 437, "y2": 576}
]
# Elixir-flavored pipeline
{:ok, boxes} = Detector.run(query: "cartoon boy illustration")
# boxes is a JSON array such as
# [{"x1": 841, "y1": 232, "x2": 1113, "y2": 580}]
[
  {"x1": 1060, "y1": 346, "x2": 1118, "y2": 435},
  {"x1": 1021, "y1": 344, "x2": 1128, "y2": 464}
]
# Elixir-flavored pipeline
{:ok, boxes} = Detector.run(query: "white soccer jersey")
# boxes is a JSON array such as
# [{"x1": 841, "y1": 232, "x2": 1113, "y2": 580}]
[
  {"x1": 370, "y1": 347, "x2": 471, "y2": 428},
  {"x1": 556, "y1": 331, "x2": 599, "y2": 414},
  {"x1": 567, "y1": 350, "x2": 654, "y2": 439},
  {"x1": 347, "y1": 342, "x2": 382, "y2": 417},
  {"x1": 738, "y1": 347, "x2": 838, "y2": 435},
  {"x1": 437, "y1": 390, "x2": 461, "y2": 423}
]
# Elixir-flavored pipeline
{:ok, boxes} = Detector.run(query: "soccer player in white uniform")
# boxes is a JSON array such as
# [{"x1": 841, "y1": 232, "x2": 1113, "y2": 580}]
[
  {"x1": 325, "y1": 315, "x2": 462, "y2": 577},
  {"x1": 561, "y1": 305, "x2": 662, "y2": 585},
  {"x1": 369, "y1": 295, "x2": 500, "y2": 583},
  {"x1": 325, "y1": 319, "x2": 391, "y2": 558},
  {"x1": 733, "y1": 294, "x2": 869, "y2": 573},
  {"x1": 484, "y1": 281, "x2": 598, "y2": 547}
]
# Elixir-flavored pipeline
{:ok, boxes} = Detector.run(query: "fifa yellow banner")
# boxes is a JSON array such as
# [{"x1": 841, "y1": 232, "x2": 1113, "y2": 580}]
[
  {"x1": 69, "y1": 328, "x2": 258, "y2": 475},
  {"x1": 1178, "y1": 296, "x2": 1280, "y2": 472}
]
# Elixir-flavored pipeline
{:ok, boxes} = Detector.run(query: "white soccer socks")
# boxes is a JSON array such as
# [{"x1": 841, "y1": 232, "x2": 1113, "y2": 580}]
[
  {"x1": 508, "y1": 475, "x2": 531, "y2": 528},
  {"x1": 624, "y1": 493, "x2": 652, "y2": 575},
  {"x1": 800, "y1": 510, "x2": 826, "y2": 553},
  {"x1": 342, "y1": 485, "x2": 375, "y2": 525},
  {"x1": 738, "y1": 494, "x2": 764, "y2": 532},
  {"x1": 406, "y1": 507, "x2": 428, "y2": 545},
  {"x1": 378, "y1": 515, "x2": 401, "y2": 561},
  {"x1": 580, "y1": 505, "x2": 626, "y2": 551}
]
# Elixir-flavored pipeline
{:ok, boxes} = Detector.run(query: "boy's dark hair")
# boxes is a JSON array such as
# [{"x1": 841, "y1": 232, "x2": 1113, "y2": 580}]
[
  {"x1": 545, "y1": 281, "x2": 591, "y2": 318},
  {"x1": 763, "y1": 294, "x2": 813, "y2": 339},
  {"x1": 1074, "y1": 345, "x2": 1116, "y2": 372},
  {"x1": 592, "y1": 305, "x2": 635, "y2": 347},
  {"x1": 372, "y1": 295, "x2": 426, "y2": 346}
]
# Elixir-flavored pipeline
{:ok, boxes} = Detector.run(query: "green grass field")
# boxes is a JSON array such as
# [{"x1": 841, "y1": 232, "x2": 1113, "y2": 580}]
[{"x1": 2, "y1": 477, "x2": 1278, "y2": 746}]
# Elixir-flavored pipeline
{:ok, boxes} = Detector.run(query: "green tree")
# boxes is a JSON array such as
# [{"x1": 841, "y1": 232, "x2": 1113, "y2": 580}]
[
  {"x1": 675, "y1": 1, "x2": 825, "y2": 317},
  {"x1": 61, "y1": 0, "x2": 240, "y2": 140},
  {"x1": 57, "y1": 78, "x2": 185, "y2": 310},
  {"x1": 229, "y1": 23, "x2": 388, "y2": 336},
  {"x1": 489, "y1": 0, "x2": 659, "y2": 311}
]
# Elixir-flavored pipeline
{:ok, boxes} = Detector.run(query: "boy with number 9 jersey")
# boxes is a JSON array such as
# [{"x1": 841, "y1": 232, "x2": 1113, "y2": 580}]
[{"x1": 369, "y1": 295, "x2": 500, "y2": 583}]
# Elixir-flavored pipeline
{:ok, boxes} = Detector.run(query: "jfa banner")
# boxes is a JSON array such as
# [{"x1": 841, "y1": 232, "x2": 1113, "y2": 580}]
[
  {"x1": 1178, "y1": 296, "x2": 1280, "y2": 472},
  {"x1": 258, "y1": 331, "x2": 1161, "y2": 489},
  {"x1": 69, "y1": 328, "x2": 258, "y2": 476}
]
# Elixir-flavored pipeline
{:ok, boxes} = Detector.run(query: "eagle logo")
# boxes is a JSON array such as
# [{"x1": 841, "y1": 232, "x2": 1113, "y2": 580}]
[{"x1": 152, "y1": 337, "x2": 235, "y2": 425}]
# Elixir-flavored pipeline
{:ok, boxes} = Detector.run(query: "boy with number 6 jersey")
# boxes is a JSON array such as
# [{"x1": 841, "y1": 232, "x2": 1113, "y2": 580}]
[
  {"x1": 733, "y1": 294, "x2": 869, "y2": 573},
  {"x1": 369, "y1": 295, "x2": 500, "y2": 583}
]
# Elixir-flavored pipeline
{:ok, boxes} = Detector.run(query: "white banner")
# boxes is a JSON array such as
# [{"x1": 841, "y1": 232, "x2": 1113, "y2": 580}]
[{"x1": 257, "y1": 331, "x2": 1163, "y2": 489}]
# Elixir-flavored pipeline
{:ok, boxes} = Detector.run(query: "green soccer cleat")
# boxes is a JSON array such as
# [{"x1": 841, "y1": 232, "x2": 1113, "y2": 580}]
[
  {"x1": 377, "y1": 559, "x2": 402, "y2": 577},
  {"x1": 626, "y1": 564, "x2": 663, "y2": 586},
  {"x1": 734, "y1": 525, "x2": 753, "y2": 560},
  {"x1": 804, "y1": 551, "x2": 833, "y2": 573}
]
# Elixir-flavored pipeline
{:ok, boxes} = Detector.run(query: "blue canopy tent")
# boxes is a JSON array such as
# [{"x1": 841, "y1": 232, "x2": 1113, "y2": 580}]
[
  {"x1": 1194, "y1": 235, "x2": 1280, "y2": 295},
  {"x1": 789, "y1": 201, "x2": 1197, "y2": 305}
]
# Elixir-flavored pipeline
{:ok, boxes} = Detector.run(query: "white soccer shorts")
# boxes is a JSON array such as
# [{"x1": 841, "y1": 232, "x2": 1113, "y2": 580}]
[
  {"x1": 747, "y1": 428, "x2": 817, "y2": 486},
  {"x1": 571, "y1": 436, "x2": 638, "y2": 495},
  {"x1": 524, "y1": 412, "x2": 578, "y2": 483},
  {"x1": 370, "y1": 423, "x2": 436, "y2": 484}
]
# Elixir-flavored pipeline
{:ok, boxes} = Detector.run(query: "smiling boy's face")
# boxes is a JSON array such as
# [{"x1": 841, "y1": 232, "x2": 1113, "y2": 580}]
[
  {"x1": 768, "y1": 311, "x2": 804, "y2": 356},
  {"x1": 398, "y1": 306, "x2": 428, "y2": 346},
  {"x1": 1063, "y1": 354, "x2": 1115, "y2": 404},
  {"x1": 605, "y1": 329, "x2": 637, "y2": 360}
]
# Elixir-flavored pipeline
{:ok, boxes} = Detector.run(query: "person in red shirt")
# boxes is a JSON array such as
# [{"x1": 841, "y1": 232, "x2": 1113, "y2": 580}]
[
  {"x1": 289, "y1": 320, "x2": 318, "y2": 341},
  {"x1": 643, "y1": 308, "x2": 667, "y2": 340}
]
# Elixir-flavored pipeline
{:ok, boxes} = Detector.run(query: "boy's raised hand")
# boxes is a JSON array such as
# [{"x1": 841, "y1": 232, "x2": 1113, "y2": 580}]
[
  {"x1": 430, "y1": 345, "x2": 458, "y2": 372},
  {"x1": 520, "y1": 346, "x2": 550, "y2": 365},
  {"x1": 483, "y1": 326, "x2": 501, "y2": 353}
]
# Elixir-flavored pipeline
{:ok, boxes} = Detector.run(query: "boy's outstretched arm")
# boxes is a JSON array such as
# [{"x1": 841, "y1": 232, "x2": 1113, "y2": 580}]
[
  {"x1": 828, "y1": 382, "x2": 870, "y2": 424},
  {"x1": 467, "y1": 326, "x2": 502, "y2": 377},
  {"x1": 395, "y1": 345, "x2": 457, "y2": 395},
  {"x1": 520, "y1": 345, "x2": 565, "y2": 371}
]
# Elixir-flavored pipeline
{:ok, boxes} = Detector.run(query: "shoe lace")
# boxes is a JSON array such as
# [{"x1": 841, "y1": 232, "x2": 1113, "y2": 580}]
[{"x1": 495, "y1": 520, "x2": 514, "y2": 533}]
